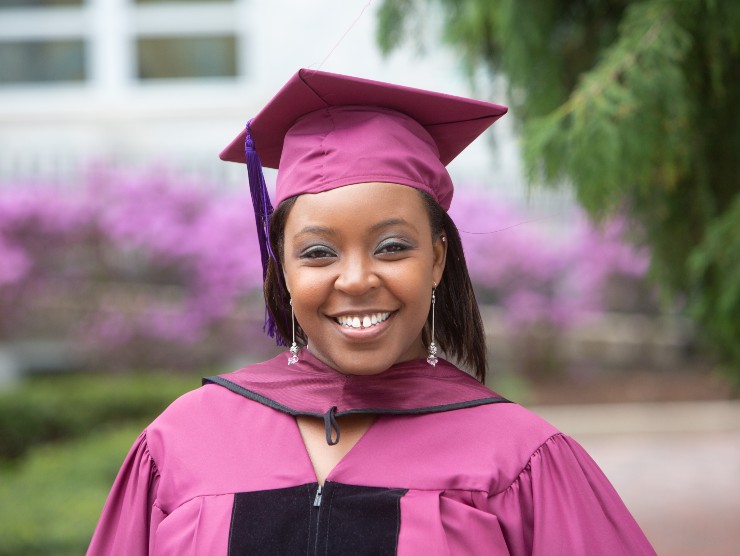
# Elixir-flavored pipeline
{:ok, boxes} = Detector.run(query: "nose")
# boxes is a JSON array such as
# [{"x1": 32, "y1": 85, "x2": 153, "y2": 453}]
[{"x1": 333, "y1": 253, "x2": 380, "y2": 296}]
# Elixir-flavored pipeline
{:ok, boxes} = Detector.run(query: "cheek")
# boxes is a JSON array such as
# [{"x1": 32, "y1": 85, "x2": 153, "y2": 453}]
[
  {"x1": 407, "y1": 281, "x2": 433, "y2": 314},
  {"x1": 284, "y1": 266, "x2": 332, "y2": 309},
  {"x1": 388, "y1": 260, "x2": 434, "y2": 308}
]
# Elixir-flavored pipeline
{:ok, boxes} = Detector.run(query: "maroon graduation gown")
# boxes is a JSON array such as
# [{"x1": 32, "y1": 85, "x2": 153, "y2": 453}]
[{"x1": 88, "y1": 350, "x2": 655, "y2": 555}]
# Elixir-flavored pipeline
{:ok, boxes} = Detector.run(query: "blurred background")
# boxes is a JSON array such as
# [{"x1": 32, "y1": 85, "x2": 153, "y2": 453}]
[{"x1": 0, "y1": 0, "x2": 738, "y2": 554}]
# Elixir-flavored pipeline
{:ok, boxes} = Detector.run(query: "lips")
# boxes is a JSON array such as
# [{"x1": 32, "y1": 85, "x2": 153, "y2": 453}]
[{"x1": 333, "y1": 312, "x2": 391, "y2": 329}]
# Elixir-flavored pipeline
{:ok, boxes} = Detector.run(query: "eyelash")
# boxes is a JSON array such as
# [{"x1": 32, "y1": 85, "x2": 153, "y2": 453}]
[
  {"x1": 298, "y1": 240, "x2": 411, "y2": 260},
  {"x1": 300, "y1": 245, "x2": 336, "y2": 259},
  {"x1": 375, "y1": 240, "x2": 411, "y2": 255}
]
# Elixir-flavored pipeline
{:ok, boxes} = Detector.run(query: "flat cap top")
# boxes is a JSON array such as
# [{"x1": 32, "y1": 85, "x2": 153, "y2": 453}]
[{"x1": 219, "y1": 68, "x2": 507, "y2": 169}]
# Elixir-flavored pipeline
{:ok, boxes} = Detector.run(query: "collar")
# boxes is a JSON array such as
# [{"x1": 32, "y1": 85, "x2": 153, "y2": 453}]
[{"x1": 203, "y1": 349, "x2": 510, "y2": 445}]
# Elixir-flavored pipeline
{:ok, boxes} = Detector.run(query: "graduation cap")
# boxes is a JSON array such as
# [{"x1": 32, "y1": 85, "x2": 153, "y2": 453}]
[{"x1": 219, "y1": 68, "x2": 507, "y2": 338}]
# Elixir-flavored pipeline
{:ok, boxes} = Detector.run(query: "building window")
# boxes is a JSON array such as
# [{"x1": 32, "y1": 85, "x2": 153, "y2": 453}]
[
  {"x1": 0, "y1": 39, "x2": 86, "y2": 84},
  {"x1": 134, "y1": 0, "x2": 231, "y2": 3},
  {"x1": 0, "y1": 0, "x2": 82, "y2": 6},
  {"x1": 136, "y1": 34, "x2": 237, "y2": 80}
]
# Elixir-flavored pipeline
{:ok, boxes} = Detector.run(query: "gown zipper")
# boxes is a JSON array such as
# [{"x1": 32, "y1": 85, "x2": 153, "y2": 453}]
[{"x1": 311, "y1": 482, "x2": 326, "y2": 555}]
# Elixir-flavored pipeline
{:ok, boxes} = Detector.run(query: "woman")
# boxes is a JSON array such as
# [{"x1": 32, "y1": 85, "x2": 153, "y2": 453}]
[{"x1": 88, "y1": 69, "x2": 656, "y2": 555}]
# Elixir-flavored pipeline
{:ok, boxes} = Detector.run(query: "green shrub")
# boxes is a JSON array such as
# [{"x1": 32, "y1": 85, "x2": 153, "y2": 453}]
[
  {"x1": 0, "y1": 372, "x2": 198, "y2": 461},
  {"x1": 0, "y1": 422, "x2": 146, "y2": 556}
]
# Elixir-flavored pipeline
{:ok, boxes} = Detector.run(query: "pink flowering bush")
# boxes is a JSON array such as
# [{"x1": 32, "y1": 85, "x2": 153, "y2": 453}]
[
  {"x1": 449, "y1": 189, "x2": 650, "y2": 330},
  {"x1": 0, "y1": 172, "x2": 650, "y2": 372},
  {"x1": 449, "y1": 188, "x2": 651, "y2": 378},
  {"x1": 0, "y1": 168, "x2": 267, "y2": 370}
]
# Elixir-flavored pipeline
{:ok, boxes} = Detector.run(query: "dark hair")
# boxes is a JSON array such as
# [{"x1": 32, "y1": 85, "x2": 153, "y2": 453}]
[{"x1": 263, "y1": 190, "x2": 488, "y2": 382}]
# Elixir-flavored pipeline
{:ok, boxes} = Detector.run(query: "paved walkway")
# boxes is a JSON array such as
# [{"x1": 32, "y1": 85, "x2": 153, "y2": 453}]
[{"x1": 532, "y1": 401, "x2": 740, "y2": 556}]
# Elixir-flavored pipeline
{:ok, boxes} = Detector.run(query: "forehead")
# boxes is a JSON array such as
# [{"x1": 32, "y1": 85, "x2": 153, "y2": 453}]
[{"x1": 284, "y1": 182, "x2": 431, "y2": 235}]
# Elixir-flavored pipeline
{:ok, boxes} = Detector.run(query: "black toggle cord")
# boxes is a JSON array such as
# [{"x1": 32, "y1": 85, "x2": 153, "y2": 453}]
[{"x1": 323, "y1": 406, "x2": 340, "y2": 446}]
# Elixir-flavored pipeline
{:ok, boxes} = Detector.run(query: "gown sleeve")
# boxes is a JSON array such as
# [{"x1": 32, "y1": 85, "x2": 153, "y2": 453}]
[
  {"x1": 87, "y1": 430, "x2": 162, "y2": 556},
  {"x1": 486, "y1": 433, "x2": 656, "y2": 555}
]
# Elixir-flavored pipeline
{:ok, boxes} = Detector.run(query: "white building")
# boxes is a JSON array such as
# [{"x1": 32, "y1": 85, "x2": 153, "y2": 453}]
[{"x1": 0, "y1": 0, "x2": 526, "y2": 196}]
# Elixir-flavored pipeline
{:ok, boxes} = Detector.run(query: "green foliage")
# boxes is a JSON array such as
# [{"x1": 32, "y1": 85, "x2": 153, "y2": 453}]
[
  {"x1": 0, "y1": 373, "x2": 198, "y2": 461},
  {"x1": 522, "y1": 0, "x2": 695, "y2": 219},
  {"x1": 0, "y1": 373, "x2": 197, "y2": 552},
  {"x1": 0, "y1": 422, "x2": 145, "y2": 556},
  {"x1": 377, "y1": 0, "x2": 740, "y2": 385},
  {"x1": 689, "y1": 196, "x2": 740, "y2": 382}
]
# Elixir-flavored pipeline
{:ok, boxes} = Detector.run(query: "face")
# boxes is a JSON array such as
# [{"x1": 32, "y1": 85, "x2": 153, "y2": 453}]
[{"x1": 282, "y1": 182, "x2": 447, "y2": 375}]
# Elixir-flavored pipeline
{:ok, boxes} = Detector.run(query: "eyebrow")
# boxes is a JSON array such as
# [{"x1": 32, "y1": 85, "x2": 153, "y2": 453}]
[
  {"x1": 368, "y1": 218, "x2": 415, "y2": 232},
  {"x1": 294, "y1": 218, "x2": 415, "y2": 239},
  {"x1": 294, "y1": 225, "x2": 337, "y2": 238}
]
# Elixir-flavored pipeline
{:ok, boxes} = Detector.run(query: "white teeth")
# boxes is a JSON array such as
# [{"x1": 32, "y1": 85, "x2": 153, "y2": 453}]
[{"x1": 336, "y1": 312, "x2": 391, "y2": 329}]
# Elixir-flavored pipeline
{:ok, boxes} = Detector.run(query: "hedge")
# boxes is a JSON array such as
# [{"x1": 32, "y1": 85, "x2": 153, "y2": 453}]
[
  {"x1": 0, "y1": 421, "x2": 146, "y2": 556},
  {"x1": 0, "y1": 372, "x2": 198, "y2": 461}
]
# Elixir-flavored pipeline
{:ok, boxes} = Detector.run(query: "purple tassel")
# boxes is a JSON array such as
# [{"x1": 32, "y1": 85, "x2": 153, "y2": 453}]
[{"x1": 244, "y1": 121, "x2": 282, "y2": 342}]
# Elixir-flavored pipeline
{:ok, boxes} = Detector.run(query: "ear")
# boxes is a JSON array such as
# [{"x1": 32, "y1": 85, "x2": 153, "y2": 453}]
[{"x1": 431, "y1": 233, "x2": 447, "y2": 286}]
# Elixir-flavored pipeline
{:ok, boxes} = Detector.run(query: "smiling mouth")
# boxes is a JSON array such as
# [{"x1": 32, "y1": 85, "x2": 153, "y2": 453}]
[{"x1": 333, "y1": 312, "x2": 392, "y2": 329}]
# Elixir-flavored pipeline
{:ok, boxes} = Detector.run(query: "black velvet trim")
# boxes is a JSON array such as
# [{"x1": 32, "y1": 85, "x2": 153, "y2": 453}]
[
  {"x1": 228, "y1": 483, "x2": 314, "y2": 555},
  {"x1": 228, "y1": 482, "x2": 407, "y2": 555},
  {"x1": 316, "y1": 482, "x2": 407, "y2": 555}
]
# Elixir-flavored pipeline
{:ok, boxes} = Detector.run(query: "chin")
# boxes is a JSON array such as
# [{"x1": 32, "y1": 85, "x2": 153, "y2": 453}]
[
  {"x1": 335, "y1": 356, "x2": 396, "y2": 376},
  {"x1": 313, "y1": 347, "x2": 411, "y2": 376}
]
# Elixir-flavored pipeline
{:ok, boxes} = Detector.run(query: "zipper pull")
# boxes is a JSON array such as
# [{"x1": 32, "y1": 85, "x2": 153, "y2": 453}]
[{"x1": 313, "y1": 484, "x2": 323, "y2": 507}]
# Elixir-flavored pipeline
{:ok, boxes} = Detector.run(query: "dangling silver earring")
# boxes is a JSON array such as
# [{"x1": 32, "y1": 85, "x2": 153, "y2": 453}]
[
  {"x1": 287, "y1": 299, "x2": 299, "y2": 365},
  {"x1": 427, "y1": 284, "x2": 438, "y2": 366}
]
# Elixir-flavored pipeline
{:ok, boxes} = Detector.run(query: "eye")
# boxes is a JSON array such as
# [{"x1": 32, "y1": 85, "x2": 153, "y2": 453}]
[
  {"x1": 376, "y1": 239, "x2": 412, "y2": 255},
  {"x1": 299, "y1": 245, "x2": 337, "y2": 259}
]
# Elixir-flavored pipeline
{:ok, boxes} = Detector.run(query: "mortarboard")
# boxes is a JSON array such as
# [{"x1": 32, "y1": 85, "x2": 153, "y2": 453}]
[{"x1": 219, "y1": 68, "x2": 507, "y2": 339}]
